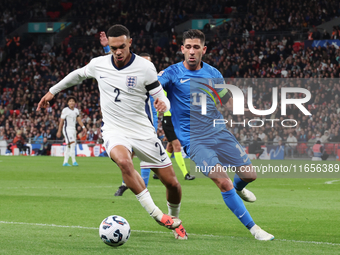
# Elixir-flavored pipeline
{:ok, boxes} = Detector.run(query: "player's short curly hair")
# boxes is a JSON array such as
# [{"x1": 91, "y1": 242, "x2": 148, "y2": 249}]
[
  {"x1": 182, "y1": 29, "x2": 205, "y2": 45},
  {"x1": 107, "y1": 24, "x2": 130, "y2": 38},
  {"x1": 66, "y1": 96, "x2": 77, "y2": 104},
  {"x1": 139, "y1": 52, "x2": 151, "y2": 58}
]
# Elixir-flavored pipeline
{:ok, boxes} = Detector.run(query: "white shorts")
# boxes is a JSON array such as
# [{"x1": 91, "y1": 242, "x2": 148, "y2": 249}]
[
  {"x1": 103, "y1": 133, "x2": 172, "y2": 169},
  {"x1": 63, "y1": 128, "x2": 76, "y2": 144}
]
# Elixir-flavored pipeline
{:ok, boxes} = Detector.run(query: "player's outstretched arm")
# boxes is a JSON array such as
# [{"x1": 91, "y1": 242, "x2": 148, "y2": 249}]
[
  {"x1": 49, "y1": 68, "x2": 89, "y2": 96},
  {"x1": 38, "y1": 66, "x2": 91, "y2": 111}
]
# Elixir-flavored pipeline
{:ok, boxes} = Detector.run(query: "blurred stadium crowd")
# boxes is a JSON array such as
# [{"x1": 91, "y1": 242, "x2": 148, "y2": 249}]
[{"x1": 1, "y1": 0, "x2": 340, "y2": 157}]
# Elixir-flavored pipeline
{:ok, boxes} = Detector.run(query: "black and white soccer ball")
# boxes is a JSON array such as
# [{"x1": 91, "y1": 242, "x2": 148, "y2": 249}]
[{"x1": 99, "y1": 215, "x2": 131, "y2": 247}]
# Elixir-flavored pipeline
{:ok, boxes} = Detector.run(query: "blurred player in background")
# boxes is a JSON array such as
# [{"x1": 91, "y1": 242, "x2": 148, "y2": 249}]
[
  {"x1": 57, "y1": 96, "x2": 86, "y2": 166},
  {"x1": 39, "y1": 25, "x2": 187, "y2": 239},
  {"x1": 158, "y1": 29, "x2": 274, "y2": 240}
]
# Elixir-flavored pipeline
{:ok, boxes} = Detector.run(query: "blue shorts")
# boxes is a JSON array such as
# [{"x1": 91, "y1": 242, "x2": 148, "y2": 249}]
[{"x1": 186, "y1": 129, "x2": 251, "y2": 177}]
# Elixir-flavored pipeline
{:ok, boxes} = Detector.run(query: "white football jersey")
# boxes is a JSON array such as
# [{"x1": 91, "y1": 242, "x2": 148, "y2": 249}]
[
  {"x1": 61, "y1": 107, "x2": 79, "y2": 130},
  {"x1": 52, "y1": 53, "x2": 159, "y2": 139}
]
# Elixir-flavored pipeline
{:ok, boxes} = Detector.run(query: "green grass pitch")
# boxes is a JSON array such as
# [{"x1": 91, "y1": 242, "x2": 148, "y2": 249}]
[{"x1": 0, "y1": 156, "x2": 339, "y2": 254}]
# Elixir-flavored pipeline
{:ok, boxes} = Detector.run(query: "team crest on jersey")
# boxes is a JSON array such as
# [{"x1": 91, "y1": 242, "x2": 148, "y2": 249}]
[{"x1": 126, "y1": 76, "x2": 137, "y2": 88}]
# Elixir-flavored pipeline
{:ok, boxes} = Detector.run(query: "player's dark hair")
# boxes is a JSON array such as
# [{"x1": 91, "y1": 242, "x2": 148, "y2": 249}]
[
  {"x1": 182, "y1": 29, "x2": 205, "y2": 45},
  {"x1": 140, "y1": 53, "x2": 151, "y2": 58},
  {"x1": 66, "y1": 96, "x2": 77, "y2": 103},
  {"x1": 107, "y1": 24, "x2": 130, "y2": 38}
]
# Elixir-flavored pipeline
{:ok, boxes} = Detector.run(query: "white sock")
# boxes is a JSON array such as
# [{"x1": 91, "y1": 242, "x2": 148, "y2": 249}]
[
  {"x1": 167, "y1": 202, "x2": 181, "y2": 218},
  {"x1": 70, "y1": 143, "x2": 76, "y2": 163},
  {"x1": 136, "y1": 189, "x2": 163, "y2": 221},
  {"x1": 63, "y1": 145, "x2": 70, "y2": 164}
]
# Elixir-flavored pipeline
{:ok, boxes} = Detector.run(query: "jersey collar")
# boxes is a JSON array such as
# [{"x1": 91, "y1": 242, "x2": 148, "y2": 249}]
[
  {"x1": 111, "y1": 52, "x2": 135, "y2": 70},
  {"x1": 181, "y1": 60, "x2": 204, "y2": 71}
]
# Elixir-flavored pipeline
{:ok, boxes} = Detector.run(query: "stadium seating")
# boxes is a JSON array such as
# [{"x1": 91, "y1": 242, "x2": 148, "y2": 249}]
[{"x1": 0, "y1": 0, "x2": 340, "y2": 158}]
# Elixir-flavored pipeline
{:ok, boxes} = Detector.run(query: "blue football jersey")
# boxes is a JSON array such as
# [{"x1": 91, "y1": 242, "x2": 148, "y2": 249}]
[{"x1": 158, "y1": 61, "x2": 227, "y2": 149}]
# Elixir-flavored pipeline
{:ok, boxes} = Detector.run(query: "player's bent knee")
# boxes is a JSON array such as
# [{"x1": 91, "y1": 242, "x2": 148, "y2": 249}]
[
  {"x1": 213, "y1": 178, "x2": 233, "y2": 192},
  {"x1": 163, "y1": 178, "x2": 181, "y2": 191},
  {"x1": 245, "y1": 171, "x2": 257, "y2": 182},
  {"x1": 115, "y1": 158, "x2": 134, "y2": 172},
  {"x1": 238, "y1": 164, "x2": 257, "y2": 181},
  {"x1": 242, "y1": 177, "x2": 256, "y2": 182},
  {"x1": 240, "y1": 173, "x2": 257, "y2": 182},
  {"x1": 167, "y1": 179, "x2": 180, "y2": 188},
  {"x1": 166, "y1": 143, "x2": 173, "y2": 153},
  {"x1": 220, "y1": 180, "x2": 234, "y2": 192},
  {"x1": 172, "y1": 140, "x2": 182, "y2": 152}
]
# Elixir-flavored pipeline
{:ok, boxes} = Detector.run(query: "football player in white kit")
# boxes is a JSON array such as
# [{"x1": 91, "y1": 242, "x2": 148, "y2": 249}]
[
  {"x1": 57, "y1": 96, "x2": 87, "y2": 166},
  {"x1": 37, "y1": 24, "x2": 187, "y2": 239}
]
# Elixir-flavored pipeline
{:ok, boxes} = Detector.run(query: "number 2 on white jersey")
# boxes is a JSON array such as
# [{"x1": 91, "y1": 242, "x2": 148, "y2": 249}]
[{"x1": 114, "y1": 88, "x2": 121, "y2": 102}]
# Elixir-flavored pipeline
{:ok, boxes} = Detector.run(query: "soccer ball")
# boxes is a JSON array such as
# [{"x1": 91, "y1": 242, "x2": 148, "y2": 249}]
[{"x1": 99, "y1": 215, "x2": 131, "y2": 247}]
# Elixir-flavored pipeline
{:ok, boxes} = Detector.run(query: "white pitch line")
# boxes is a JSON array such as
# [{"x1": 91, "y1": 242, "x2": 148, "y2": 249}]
[
  {"x1": 324, "y1": 180, "x2": 340, "y2": 185},
  {"x1": 0, "y1": 221, "x2": 339, "y2": 246}
]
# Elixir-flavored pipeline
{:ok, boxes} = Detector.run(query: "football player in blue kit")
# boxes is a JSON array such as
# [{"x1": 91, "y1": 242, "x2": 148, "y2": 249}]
[{"x1": 157, "y1": 29, "x2": 274, "y2": 241}]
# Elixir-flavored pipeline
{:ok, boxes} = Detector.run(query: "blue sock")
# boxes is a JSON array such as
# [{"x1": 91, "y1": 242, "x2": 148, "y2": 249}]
[
  {"x1": 221, "y1": 188, "x2": 255, "y2": 230},
  {"x1": 141, "y1": 168, "x2": 151, "y2": 187},
  {"x1": 233, "y1": 173, "x2": 248, "y2": 191}
]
